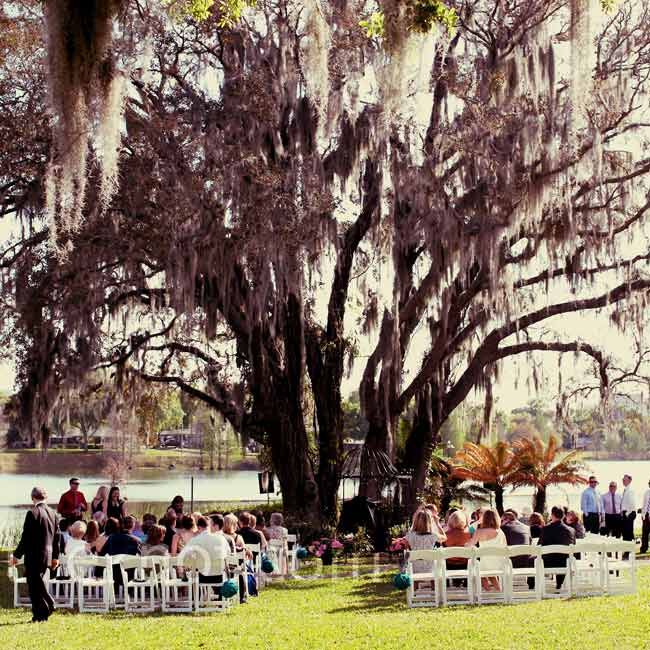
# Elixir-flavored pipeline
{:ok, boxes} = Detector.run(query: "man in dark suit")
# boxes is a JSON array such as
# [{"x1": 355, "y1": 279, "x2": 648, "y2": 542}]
[
  {"x1": 12, "y1": 487, "x2": 60, "y2": 622},
  {"x1": 99, "y1": 515, "x2": 141, "y2": 588},
  {"x1": 502, "y1": 510, "x2": 534, "y2": 588},
  {"x1": 540, "y1": 505, "x2": 576, "y2": 589}
]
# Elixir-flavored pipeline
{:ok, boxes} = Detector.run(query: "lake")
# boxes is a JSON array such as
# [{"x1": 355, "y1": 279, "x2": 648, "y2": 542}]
[{"x1": 1, "y1": 459, "x2": 650, "y2": 526}]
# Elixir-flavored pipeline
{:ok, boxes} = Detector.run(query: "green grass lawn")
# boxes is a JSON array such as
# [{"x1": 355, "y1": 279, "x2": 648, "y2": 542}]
[{"x1": 2, "y1": 567, "x2": 650, "y2": 649}]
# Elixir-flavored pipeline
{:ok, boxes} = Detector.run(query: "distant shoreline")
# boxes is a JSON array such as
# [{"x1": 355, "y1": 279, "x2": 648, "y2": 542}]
[{"x1": 0, "y1": 448, "x2": 261, "y2": 475}]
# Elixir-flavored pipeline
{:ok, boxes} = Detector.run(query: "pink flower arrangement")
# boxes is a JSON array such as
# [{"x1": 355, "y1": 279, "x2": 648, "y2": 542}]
[
  {"x1": 389, "y1": 537, "x2": 409, "y2": 553},
  {"x1": 308, "y1": 537, "x2": 344, "y2": 557}
]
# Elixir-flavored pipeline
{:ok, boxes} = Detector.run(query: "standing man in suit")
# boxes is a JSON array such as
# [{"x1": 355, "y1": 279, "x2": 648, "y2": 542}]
[
  {"x1": 12, "y1": 487, "x2": 60, "y2": 622},
  {"x1": 601, "y1": 481, "x2": 623, "y2": 538},
  {"x1": 639, "y1": 480, "x2": 650, "y2": 553},
  {"x1": 540, "y1": 505, "x2": 575, "y2": 590},
  {"x1": 620, "y1": 474, "x2": 637, "y2": 542}
]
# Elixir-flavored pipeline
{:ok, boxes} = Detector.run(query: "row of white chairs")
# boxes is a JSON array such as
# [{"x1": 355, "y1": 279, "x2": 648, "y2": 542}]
[
  {"x1": 405, "y1": 541, "x2": 636, "y2": 608},
  {"x1": 9, "y1": 552, "x2": 248, "y2": 614}
]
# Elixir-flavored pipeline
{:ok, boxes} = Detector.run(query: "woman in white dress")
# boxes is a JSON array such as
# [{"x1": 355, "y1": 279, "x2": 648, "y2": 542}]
[{"x1": 465, "y1": 508, "x2": 507, "y2": 591}]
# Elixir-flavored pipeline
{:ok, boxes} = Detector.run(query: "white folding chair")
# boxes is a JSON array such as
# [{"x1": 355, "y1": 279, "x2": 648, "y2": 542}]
[
  {"x1": 183, "y1": 549, "x2": 231, "y2": 614},
  {"x1": 74, "y1": 555, "x2": 114, "y2": 613},
  {"x1": 474, "y1": 547, "x2": 510, "y2": 605},
  {"x1": 267, "y1": 539, "x2": 287, "y2": 576},
  {"x1": 405, "y1": 549, "x2": 440, "y2": 608},
  {"x1": 286, "y1": 534, "x2": 299, "y2": 573},
  {"x1": 160, "y1": 556, "x2": 195, "y2": 613},
  {"x1": 507, "y1": 545, "x2": 541, "y2": 602},
  {"x1": 438, "y1": 547, "x2": 476, "y2": 606},
  {"x1": 538, "y1": 545, "x2": 574, "y2": 599},
  {"x1": 245, "y1": 542, "x2": 265, "y2": 588},
  {"x1": 7, "y1": 556, "x2": 33, "y2": 608},
  {"x1": 119, "y1": 556, "x2": 159, "y2": 613},
  {"x1": 572, "y1": 542, "x2": 606, "y2": 597},
  {"x1": 48, "y1": 553, "x2": 76, "y2": 609},
  {"x1": 604, "y1": 541, "x2": 636, "y2": 595}
]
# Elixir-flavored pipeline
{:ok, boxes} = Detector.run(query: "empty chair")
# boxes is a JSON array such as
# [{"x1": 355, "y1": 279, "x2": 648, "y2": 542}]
[
  {"x1": 604, "y1": 541, "x2": 636, "y2": 595},
  {"x1": 474, "y1": 547, "x2": 510, "y2": 605},
  {"x1": 8, "y1": 556, "x2": 34, "y2": 608},
  {"x1": 160, "y1": 556, "x2": 195, "y2": 613},
  {"x1": 286, "y1": 534, "x2": 299, "y2": 573},
  {"x1": 405, "y1": 549, "x2": 439, "y2": 608},
  {"x1": 119, "y1": 556, "x2": 159, "y2": 613},
  {"x1": 507, "y1": 545, "x2": 541, "y2": 602},
  {"x1": 267, "y1": 539, "x2": 286, "y2": 577},
  {"x1": 246, "y1": 543, "x2": 264, "y2": 589},
  {"x1": 572, "y1": 542, "x2": 607, "y2": 597},
  {"x1": 538, "y1": 545, "x2": 574, "y2": 599},
  {"x1": 74, "y1": 555, "x2": 114, "y2": 613},
  {"x1": 438, "y1": 547, "x2": 476, "y2": 606}
]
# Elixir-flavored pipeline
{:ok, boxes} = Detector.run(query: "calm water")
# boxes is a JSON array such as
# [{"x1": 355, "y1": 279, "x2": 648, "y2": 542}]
[{"x1": 2, "y1": 460, "x2": 650, "y2": 525}]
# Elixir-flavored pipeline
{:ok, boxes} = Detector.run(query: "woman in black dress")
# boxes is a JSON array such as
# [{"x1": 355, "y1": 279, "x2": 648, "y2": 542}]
[{"x1": 106, "y1": 486, "x2": 127, "y2": 521}]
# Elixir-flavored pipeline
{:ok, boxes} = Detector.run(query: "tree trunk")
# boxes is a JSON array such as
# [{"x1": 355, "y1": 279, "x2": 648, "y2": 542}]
[
  {"x1": 401, "y1": 385, "x2": 443, "y2": 512},
  {"x1": 533, "y1": 486, "x2": 547, "y2": 515},
  {"x1": 494, "y1": 485, "x2": 504, "y2": 515}
]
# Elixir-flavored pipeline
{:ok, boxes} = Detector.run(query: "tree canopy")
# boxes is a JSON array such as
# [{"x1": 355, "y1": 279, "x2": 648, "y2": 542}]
[{"x1": 1, "y1": 0, "x2": 650, "y2": 525}]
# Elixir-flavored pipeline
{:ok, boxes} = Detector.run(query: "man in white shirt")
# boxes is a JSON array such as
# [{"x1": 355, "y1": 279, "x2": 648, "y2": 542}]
[
  {"x1": 639, "y1": 480, "x2": 650, "y2": 553},
  {"x1": 601, "y1": 482, "x2": 623, "y2": 538},
  {"x1": 620, "y1": 474, "x2": 637, "y2": 542},
  {"x1": 180, "y1": 516, "x2": 230, "y2": 577}
]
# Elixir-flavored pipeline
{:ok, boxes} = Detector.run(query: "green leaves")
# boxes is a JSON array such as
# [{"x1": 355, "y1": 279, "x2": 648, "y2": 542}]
[
  {"x1": 359, "y1": 12, "x2": 385, "y2": 39},
  {"x1": 410, "y1": 0, "x2": 458, "y2": 35},
  {"x1": 600, "y1": 0, "x2": 617, "y2": 13}
]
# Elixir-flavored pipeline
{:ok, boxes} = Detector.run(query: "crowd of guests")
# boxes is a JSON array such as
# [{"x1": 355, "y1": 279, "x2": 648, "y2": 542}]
[
  {"x1": 48, "y1": 477, "x2": 292, "y2": 602},
  {"x1": 404, "y1": 503, "x2": 587, "y2": 592}
]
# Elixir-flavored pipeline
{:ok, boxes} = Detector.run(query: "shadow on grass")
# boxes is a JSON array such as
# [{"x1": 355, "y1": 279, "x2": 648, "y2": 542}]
[{"x1": 326, "y1": 577, "x2": 405, "y2": 614}]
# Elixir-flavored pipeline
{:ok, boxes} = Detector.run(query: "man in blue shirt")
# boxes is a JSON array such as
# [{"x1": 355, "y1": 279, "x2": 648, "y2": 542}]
[{"x1": 580, "y1": 476, "x2": 603, "y2": 534}]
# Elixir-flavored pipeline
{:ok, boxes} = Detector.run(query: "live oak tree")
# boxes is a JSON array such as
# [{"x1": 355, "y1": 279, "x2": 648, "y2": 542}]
[{"x1": 2, "y1": 0, "x2": 650, "y2": 526}]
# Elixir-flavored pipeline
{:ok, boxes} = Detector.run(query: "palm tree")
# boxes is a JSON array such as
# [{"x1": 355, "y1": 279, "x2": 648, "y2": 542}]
[
  {"x1": 512, "y1": 435, "x2": 588, "y2": 514},
  {"x1": 422, "y1": 450, "x2": 490, "y2": 514},
  {"x1": 451, "y1": 441, "x2": 519, "y2": 515}
]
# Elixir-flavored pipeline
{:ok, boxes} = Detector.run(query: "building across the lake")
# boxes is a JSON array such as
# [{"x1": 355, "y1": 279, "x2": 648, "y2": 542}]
[{"x1": 157, "y1": 428, "x2": 205, "y2": 449}]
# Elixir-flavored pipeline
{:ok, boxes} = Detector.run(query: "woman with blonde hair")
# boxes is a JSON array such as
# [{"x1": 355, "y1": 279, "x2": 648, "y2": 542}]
[
  {"x1": 465, "y1": 508, "x2": 507, "y2": 591},
  {"x1": 405, "y1": 509, "x2": 446, "y2": 573},
  {"x1": 90, "y1": 485, "x2": 108, "y2": 517},
  {"x1": 223, "y1": 513, "x2": 245, "y2": 550}
]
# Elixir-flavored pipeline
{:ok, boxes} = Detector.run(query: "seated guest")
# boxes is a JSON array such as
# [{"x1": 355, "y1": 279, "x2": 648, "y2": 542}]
[
  {"x1": 501, "y1": 510, "x2": 534, "y2": 588},
  {"x1": 254, "y1": 511, "x2": 269, "y2": 540},
  {"x1": 209, "y1": 513, "x2": 234, "y2": 550},
  {"x1": 131, "y1": 517, "x2": 146, "y2": 542},
  {"x1": 181, "y1": 515, "x2": 232, "y2": 599},
  {"x1": 141, "y1": 513, "x2": 158, "y2": 542},
  {"x1": 66, "y1": 520, "x2": 89, "y2": 557},
  {"x1": 171, "y1": 515, "x2": 197, "y2": 556},
  {"x1": 92, "y1": 510, "x2": 106, "y2": 531},
  {"x1": 564, "y1": 510, "x2": 585, "y2": 539},
  {"x1": 443, "y1": 510, "x2": 472, "y2": 570},
  {"x1": 99, "y1": 516, "x2": 141, "y2": 557},
  {"x1": 265, "y1": 512, "x2": 288, "y2": 540},
  {"x1": 529, "y1": 512, "x2": 545, "y2": 540},
  {"x1": 141, "y1": 524, "x2": 169, "y2": 556},
  {"x1": 99, "y1": 516, "x2": 141, "y2": 588},
  {"x1": 406, "y1": 509, "x2": 445, "y2": 575},
  {"x1": 540, "y1": 505, "x2": 575, "y2": 590},
  {"x1": 238, "y1": 512, "x2": 266, "y2": 548},
  {"x1": 466, "y1": 509, "x2": 506, "y2": 592},
  {"x1": 501, "y1": 510, "x2": 532, "y2": 545},
  {"x1": 95, "y1": 517, "x2": 120, "y2": 554},
  {"x1": 84, "y1": 520, "x2": 101, "y2": 553},
  {"x1": 223, "y1": 513, "x2": 245, "y2": 549},
  {"x1": 161, "y1": 507, "x2": 177, "y2": 548}
]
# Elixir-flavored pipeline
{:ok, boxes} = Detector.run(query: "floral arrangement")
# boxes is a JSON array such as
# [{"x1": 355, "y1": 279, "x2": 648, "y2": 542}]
[
  {"x1": 308, "y1": 537, "x2": 344, "y2": 558},
  {"x1": 389, "y1": 537, "x2": 409, "y2": 553}
]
